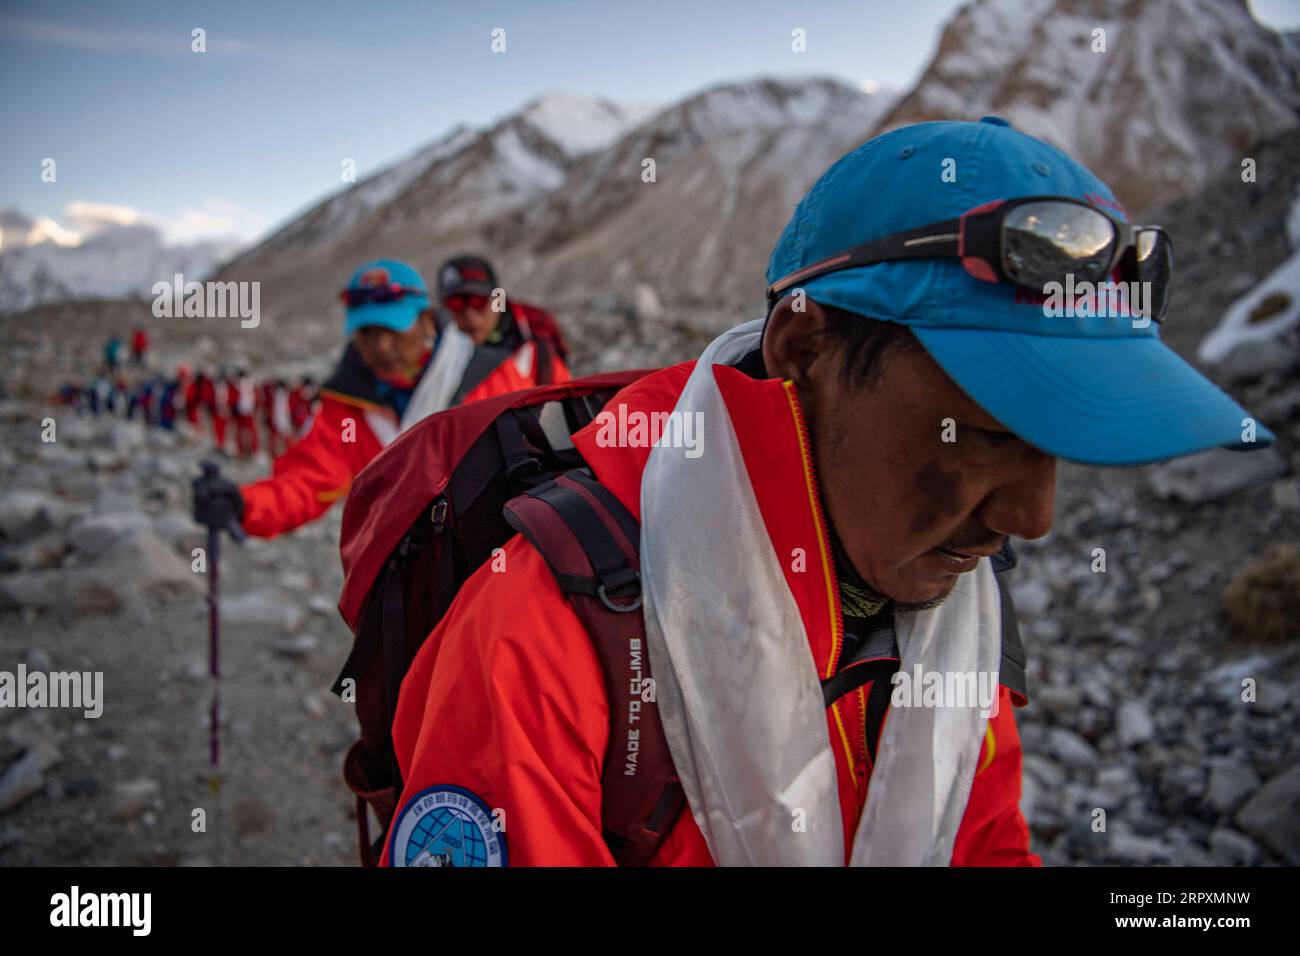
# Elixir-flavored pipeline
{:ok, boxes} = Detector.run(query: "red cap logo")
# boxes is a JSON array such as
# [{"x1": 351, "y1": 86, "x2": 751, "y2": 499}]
[{"x1": 358, "y1": 267, "x2": 391, "y2": 288}]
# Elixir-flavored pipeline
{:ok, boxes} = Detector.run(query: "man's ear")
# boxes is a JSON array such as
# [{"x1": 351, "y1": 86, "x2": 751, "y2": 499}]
[{"x1": 762, "y1": 297, "x2": 829, "y2": 387}]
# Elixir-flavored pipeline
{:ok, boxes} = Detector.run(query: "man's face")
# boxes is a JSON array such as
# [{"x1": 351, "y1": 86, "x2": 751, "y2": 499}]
[
  {"x1": 764, "y1": 301, "x2": 1057, "y2": 609},
  {"x1": 353, "y1": 312, "x2": 434, "y2": 380},
  {"x1": 446, "y1": 295, "x2": 498, "y2": 345}
]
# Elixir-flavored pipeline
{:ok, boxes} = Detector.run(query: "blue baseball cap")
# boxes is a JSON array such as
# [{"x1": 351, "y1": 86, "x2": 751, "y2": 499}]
[
  {"x1": 767, "y1": 117, "x2": 1275, "y2": 466},
  {"x1": 342, "y1": 259, "x2": 430, "y2": 337}
]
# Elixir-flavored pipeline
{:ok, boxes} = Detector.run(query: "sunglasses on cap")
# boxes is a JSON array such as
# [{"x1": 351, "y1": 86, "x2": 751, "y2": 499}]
[
  {"x1": 443, "y1": 293, "x2": 490, "y2": 313},
  {"x1": 339, "y1": 284, "x2": 427, "y2": 307},
  {"x1": 767, "y1": 196, "x2": 1174, "y2": 321}
]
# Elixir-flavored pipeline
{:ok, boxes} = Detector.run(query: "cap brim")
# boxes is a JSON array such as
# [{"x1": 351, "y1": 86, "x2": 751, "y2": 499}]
[
  {"x1": 442, "y1": 282, "x2": 494, "y2": 299},
  {"x1": 911, "y1": 327, "x2": 1276, "y2": 466},
  {"x1": 344, "y1": 299, "x2": 426, "y2": 336}
]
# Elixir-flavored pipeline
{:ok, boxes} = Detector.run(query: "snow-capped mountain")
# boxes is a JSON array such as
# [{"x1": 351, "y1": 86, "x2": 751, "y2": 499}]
[
  {"x1": 210, "y1": 77, "x2": 893, "y2": 325},
  {"x1": 249, "y1": 125, "x2": 480, "y2": 258},
  {"x1": 875, "y1": 0, "x2": 1300, "y2": 213},
  {"x1": 492, "y1": 77, "x2": 897, "y2": 308},
  {"x1": 211, "y1": 92, "x2": 659, "y2": 326},
  {"x1": 0, "y1": 219, "x2": 239, "y2": 314}
]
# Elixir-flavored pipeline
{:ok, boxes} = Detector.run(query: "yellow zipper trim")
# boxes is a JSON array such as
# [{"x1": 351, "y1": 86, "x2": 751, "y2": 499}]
[
  {"x1": 977, "y1": 724, "x2": 997, "y2": 776},
  {"x1": 318, "y1": 387, "x2": 390, "y2": 416},
  {"x1": 782, "y1": 380, "x2": 859, "y2": 791},
  {"x1": 781, "y1": 380, "x2": 843, "y2": 678}
]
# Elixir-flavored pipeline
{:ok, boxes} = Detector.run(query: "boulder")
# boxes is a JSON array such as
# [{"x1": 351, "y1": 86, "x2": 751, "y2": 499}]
[
  {"x1": 222, "y1": 589, "x2": 303, "y2": 631},
  {"x1": 1209, "y1": 827, "x2": 1261, "y2": 865},
  {"x1": 0, "y1": 569, "x2": 122, "y2": 614},
  {"x1": 0, "y1": 490, "x2": 72, "y2": 543},
  {"x1": 65, "y1": 511, "x2": 152, "y2": 560},
  {"x1": 92, "y1": 529, "x2": 203, "y2": 596},
  {"x1": 1010, "y1": 576, "x2": 1051, "y2": 617},
  {"x1": 0, "y1": 750, "x2": 45, "y2": 814},
  {"x1": 151, "y1": 511, "x2": 205, "y2": 556},
  {"x1": 1116, "y1": 700, "x2": 1156, "y2": 748},
  {"x1": 1147, "y1": 447, "x2": 1288, "y2": 505},
  {"x1": 1213, "y1": 338, "x2": 1296, "y2": 383},
  {"x1": 111, "y1": 778, "x2": 160, "y2": 822},
  {"x1": 1205, "y1": 758, "x2": 1261, "y2": 815},
  {"x1": 1048, "y1": 726, "x2": 1099, "y2": 769},
  {"x1": 1235, "y1": 763, "x2": 1300, "y2": 864},
  {"x1": 0, "y1": 530, "x2": 67, "y2": 572},
  {"x1": 272, "y1": 634, "x2": 319, "y2": 659}
]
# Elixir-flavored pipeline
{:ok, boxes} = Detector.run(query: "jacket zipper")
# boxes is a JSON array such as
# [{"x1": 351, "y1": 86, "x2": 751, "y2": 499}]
[
  {"x1": 781, "y1": 380, "x2": 845, "y2": 676},
  {"x1": 783, "y1": 381, "x2": 866, "y2": 808}
]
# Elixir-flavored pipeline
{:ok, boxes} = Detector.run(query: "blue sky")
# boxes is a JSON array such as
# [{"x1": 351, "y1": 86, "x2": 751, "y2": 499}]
[{"x1": 2, "y1": 0, "x2": 1297, "y2": 248}]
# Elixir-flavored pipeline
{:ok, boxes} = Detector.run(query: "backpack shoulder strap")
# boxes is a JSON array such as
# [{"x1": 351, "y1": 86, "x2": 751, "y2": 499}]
[{"x1": 503, "y1": 470, "x2": 685, "y2": 866}]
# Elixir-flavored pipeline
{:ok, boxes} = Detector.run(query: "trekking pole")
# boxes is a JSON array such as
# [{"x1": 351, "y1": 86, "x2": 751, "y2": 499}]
[{"x1": 192, "y1": 461, "x2": 245, "y2": 859}]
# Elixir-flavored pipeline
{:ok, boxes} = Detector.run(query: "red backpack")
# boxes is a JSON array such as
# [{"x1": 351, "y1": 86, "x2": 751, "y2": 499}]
[
  {"x1": 333, "y1": 371, "x2": 685, "y2": 866},
  {"x1": 512, "y1": 301, "x2": 568, "y2": 384}
]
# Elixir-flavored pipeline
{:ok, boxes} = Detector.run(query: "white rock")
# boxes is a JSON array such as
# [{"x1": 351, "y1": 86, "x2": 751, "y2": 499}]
[
  {"x1": 1010, "y1": 576, "x2": 1051, "y2": 617},
  {"x1": 273, "y1": 634, "x2": 319, "y2": 659},
  {"x1": 1235, "y1": 764, "x2": 1300, "y2": 864},
  {"x1": 0, "y1": 750, "x2": 46, "y2": 813},
  {"x1": 1116, "y1": 700, "x2": 1156, "y2": 748},
  {"x1": 93, "y1": 529, "x2": 203, "y2": 596},
  {"x1": 0, "y1": 490, "x2": 72, "y2": 542},
  {"x1": 1147, "y1": 448, "x2": 1288, "y2": 505},
  {"x1": 65, "y1": 511, "x2": 151, "y2": 559},
  {"x1": 1209, "y1": 827, "x2": 1261, "y2": 865},
  {"x1": 1048, "y1": 726, "x2": 1099, "y2": 769},
  {"x1": 0, "y1": 569, "x2": 122, "y2": 614},
  {"x1": 1205, "y1": 759, "x2": 1261, "y2": 815}
]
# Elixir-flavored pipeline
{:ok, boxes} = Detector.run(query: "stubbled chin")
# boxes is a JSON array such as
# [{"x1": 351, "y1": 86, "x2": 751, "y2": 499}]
[{"x1": 876, "y1": 573, "x2": 957, "y2": 609}]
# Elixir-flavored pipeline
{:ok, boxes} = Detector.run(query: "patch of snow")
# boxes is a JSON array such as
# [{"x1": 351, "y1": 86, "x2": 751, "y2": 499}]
[
  {"x1": 521, "y1": 93, "x2": 660, "y2": 157},
  {"x1": 1287, "y1": 187, "x2": 1300, "y2": 249},
  {"x1": 491, "y1": 127, "x2": 567, "y2": 193},
  {"x1": 1198, "y1": 249, "x2": 1300, "y2": 362}
]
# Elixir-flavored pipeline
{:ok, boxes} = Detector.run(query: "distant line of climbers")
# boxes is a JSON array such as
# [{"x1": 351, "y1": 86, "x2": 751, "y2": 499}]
[{"x1": 55, "y1": 365, "x2": 320, "y2": 460}]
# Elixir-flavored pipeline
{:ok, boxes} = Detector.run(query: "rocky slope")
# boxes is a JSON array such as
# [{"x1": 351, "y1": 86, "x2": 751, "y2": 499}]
[{"x1": 875, "y1": 0, "x2": 1300, "y2": 214}]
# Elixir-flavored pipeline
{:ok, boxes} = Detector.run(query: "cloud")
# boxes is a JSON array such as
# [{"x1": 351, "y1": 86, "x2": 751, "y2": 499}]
[
  {"x1": 27, "y1": 216, "x2": 82, "y2": 247},
  {"x1": 163, "y1": 197, "x2": 267, "y2": 244},
  {"x1": 0, "y1": 207, "x2": 82, "y2": 251},
  {"x1": 0, "y1": 197, "x2": 265, "y2": 252},
  {"x1": 0, "y1": 12, "x2": 359, "y2": 69},
  {"x1": 0, "y1": 12, "x2": 259, "y2": 57},
  {"x1": 63, "y1": 200, "x2": 144, "y2": 234}
]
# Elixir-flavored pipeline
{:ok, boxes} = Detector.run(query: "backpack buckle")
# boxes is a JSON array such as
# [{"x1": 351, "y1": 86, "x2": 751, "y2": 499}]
[{"x1": 598, "y1": 578, "x2": 642, "y2": 613}]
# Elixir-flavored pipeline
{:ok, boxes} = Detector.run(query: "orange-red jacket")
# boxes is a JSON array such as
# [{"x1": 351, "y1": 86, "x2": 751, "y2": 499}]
[
  {"x1": 241, "y1": 390, "x2": 388, "y2": 538},
  {"x1": 455, "y1": 302, "x2": 571, "y2": 404},
  {"x1": 242, "y1": 323, "x2": 569, "y2": 539},
  {"x1": 384, "y1": 362, "x2": 1040, "y2": 866}
]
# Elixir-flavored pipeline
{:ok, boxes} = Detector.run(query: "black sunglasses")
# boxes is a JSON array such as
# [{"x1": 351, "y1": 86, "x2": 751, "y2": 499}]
[{"x1": 767, "y1": 196, "x2": 1173, "y2": 322}]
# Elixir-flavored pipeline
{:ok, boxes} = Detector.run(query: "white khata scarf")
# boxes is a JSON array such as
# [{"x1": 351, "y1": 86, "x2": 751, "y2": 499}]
[{"x1": 639, "y1": 318, "x2": 1003, "y2": 866}]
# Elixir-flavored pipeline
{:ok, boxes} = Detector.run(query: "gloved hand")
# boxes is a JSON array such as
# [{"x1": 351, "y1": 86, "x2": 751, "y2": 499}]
[{"x1": 193, "y1": 461, "x2": 245, "y2": 536}]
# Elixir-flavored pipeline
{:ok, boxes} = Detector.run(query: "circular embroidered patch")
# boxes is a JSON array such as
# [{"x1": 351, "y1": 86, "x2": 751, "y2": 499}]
[{"x1": 388, "y1": 785, "x2": 507, "y2": 867}]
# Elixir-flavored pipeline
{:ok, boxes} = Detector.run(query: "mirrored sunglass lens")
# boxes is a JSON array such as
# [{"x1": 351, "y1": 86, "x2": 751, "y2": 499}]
[
  {"x1": 1002, "y1": 201, "x2": 1116, "y2": 286},
  {"x1": 1137, "y1": 229, "x2": 1173, "y2": 319}
]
